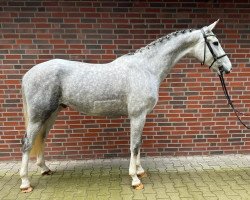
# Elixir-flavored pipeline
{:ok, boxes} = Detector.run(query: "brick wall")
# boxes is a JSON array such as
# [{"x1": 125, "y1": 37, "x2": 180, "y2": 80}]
[{"x1": 1, "y1": 0, "x2": 250, "y2": 161}]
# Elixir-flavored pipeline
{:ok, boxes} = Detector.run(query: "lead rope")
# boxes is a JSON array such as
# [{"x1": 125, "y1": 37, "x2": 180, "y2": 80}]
[{"x1": 218, "y1": 67, "x2": 250, "y2": 129}]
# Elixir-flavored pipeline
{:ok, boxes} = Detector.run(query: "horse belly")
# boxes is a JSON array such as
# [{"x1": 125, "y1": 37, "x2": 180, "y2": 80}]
[{"x1": 90, "y1": 99, "x2": 128, "y2": 116}]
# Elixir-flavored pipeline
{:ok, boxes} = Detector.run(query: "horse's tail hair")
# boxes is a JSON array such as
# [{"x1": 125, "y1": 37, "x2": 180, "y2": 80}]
[
  {"x1": 22, "y1": 87, "x2": 45, "y2": 157},
  {"x1": 30, "y1": 128, "x2": 45, "y2": 157}
]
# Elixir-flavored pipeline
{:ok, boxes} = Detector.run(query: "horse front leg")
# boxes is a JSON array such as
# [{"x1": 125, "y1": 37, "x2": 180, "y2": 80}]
[{"x1": 129, "y1": 113, "x2": 146, "y2": 190}]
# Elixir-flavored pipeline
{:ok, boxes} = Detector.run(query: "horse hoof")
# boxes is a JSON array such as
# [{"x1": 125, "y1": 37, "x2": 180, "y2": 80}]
[
  {"x1": 137, "y1": 172, "x2": 147, "y2": 178},
  {"x1": 42, "y1": 170, "x2": 53, "y2": 176},
  {"x1": 133, "y1": 183, "x2": 144, "y2": 190},
  {"x1": 21, "y1": 186, "x2": 33, "y2": 193}
]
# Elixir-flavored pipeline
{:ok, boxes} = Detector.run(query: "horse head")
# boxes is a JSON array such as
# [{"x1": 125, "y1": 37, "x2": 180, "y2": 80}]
[{"x1": 194, "y1": 20, "x2": 232, "y2": 74}]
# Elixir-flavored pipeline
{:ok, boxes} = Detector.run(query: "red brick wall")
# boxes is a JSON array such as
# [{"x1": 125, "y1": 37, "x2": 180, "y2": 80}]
[{"x1": 1, "y1": 1, "x2": 250, "y2": 160}]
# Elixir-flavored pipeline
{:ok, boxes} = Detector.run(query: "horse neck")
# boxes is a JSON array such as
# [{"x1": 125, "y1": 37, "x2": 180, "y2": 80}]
[{"x1": 136, "y1": 30, "x2": 201, "y2": 83}]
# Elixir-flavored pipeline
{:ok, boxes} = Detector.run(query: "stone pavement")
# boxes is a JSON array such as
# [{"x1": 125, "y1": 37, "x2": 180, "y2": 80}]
[{"x1": 1, "y1": 155, "x2": 250, "y2": 200}]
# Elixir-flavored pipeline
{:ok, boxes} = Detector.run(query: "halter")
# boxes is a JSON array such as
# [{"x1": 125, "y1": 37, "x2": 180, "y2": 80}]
[{"x1": 200, "y1": 28, "x2": 227, "y2": 69}]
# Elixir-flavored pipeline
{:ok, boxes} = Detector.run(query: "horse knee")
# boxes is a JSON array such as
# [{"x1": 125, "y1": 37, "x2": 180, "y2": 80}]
[
  {"x1": 21, "y1": 136, "x2": 32, "y2": 153},
  {"x1": 131, "y1": 141, "x2": 141, "y2": 156}
]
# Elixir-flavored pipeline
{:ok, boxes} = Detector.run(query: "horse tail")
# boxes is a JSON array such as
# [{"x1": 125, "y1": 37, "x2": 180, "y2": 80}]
[
  {"x1": 30, "y1": 128, "x2": 45, "y2": 157},
  {"x1": 22, "y1": 86, "x2": 45, "y2": 157}
]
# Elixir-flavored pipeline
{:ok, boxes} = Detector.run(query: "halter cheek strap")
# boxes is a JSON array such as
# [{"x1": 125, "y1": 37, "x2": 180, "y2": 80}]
[{"x1": 201, "y1": 28, "x2": 227, "y2": 69}]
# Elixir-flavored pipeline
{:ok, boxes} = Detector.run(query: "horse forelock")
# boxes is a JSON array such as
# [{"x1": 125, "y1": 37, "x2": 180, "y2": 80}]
[{"x1": 131, "y1": 28, "x2": 196, "y2": 55}]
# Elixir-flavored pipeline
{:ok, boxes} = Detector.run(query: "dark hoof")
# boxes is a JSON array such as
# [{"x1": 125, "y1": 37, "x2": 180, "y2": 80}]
[{"x1": 42, "y1": 170, "x2": 53, "y2": 176}]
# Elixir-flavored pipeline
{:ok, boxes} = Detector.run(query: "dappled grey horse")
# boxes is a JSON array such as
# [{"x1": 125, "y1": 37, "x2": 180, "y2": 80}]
[{"x1": 20, "y1": 20, "x2": 232, "y2": 192}]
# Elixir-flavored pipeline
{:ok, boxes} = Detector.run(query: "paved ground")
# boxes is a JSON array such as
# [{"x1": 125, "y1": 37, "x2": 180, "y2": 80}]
[{"x1": 1, "y1": 155, "x2": 250, "y2": 200}]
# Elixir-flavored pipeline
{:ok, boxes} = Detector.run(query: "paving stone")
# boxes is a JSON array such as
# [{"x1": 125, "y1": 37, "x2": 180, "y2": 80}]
[
  {"x1": 190, "y1": 191, "x2": 205, "y2": 200},
  {"x1": 168, "y1": 192, "x2": 180, "y2": 200},
  {"x1": 1, "y1": 155, "x2": 250, "y2": 199},
  {"x1": 186, "y1": 182, "x2": 200, "y2": 192},
  {"x1": 109, "y1": 189, "x2": 122, "y2": 199},
  {"x1": 212, "y1": 190, "x2": 231, "y2": 200},
  {"x1": 120, "y1": 185, "x2": 133, "y2": 195},
  {"x1": 163, "y1": 182, "x2": 178, "y2": 193},
  {"x1": 142, "y1": 184, "x2": 156, "y2": 194},
  {"x1": 40, "y1": 192, "x2": 54, "y2": 200},
  {"x1": 86, "y1": 190, "x2": 99, "y2": 199},
  {"x1": 199, "y1": 186, "x2": 217, "y2": 197},
  {"x1": 121, "y1": 194, "x2": 134, "y2": 200},
  {"x1": 204, "y1": 197, "x2": 219, "y2": 200},
  {"x1": 176, "y1": 186, "x2": 192, "y2": 198},
  {"x1": 220, "y1": 185, "x2": 238, "y2": 196},
  {"x1": 154, "y1": 187, "x2": 169, "y2": 199},
  {"x1": 145, "y1": 193, "x2": 157, "y2": 200},
  {"x1": 234, "y1": 189, "x2": 250, "y2": 199},
  {"x1": 133, "y1": 191, "x2": 146, "y2": 199}
]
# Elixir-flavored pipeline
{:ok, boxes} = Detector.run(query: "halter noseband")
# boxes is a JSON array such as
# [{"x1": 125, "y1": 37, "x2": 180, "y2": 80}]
[{"x1": 201, "y1": 28, "x2": 227, "y2": 69}]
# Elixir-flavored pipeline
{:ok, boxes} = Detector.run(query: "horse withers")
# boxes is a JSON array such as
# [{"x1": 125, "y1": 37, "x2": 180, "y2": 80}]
[{"x1": 20, "y1": 20, "x2": 232, "y2": 192}]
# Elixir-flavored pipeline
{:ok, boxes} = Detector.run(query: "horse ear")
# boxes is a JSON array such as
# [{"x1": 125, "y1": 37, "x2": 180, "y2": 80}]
[{"x1": 207, "y1": 19, "x2": 220, "y2": 31}]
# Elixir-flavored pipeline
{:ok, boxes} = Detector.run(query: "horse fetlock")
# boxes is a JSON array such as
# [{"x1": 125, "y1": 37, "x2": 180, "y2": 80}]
[
  {"x1": 20, "y1": 178, "x2": 31, "y2": 189},
  {"x1": 131, "y1": 178, "x2": 141, "y2": 187},
  {"x1": 136, "y1": 165, "x2": 145, "y2": 175},
  {"x1": 36, "y1": 161, "x2": 43, "y2": 167}
]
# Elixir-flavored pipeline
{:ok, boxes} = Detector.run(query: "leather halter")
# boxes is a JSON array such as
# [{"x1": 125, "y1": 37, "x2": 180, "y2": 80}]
[{"x1": 200, "y1": 28, "x2": 227, "y2": 69}]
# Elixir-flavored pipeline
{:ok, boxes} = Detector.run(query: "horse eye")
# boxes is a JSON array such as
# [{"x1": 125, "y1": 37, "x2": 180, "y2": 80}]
[{"x1": 213, "y1": 41, "x2": 219, "y2": 46}]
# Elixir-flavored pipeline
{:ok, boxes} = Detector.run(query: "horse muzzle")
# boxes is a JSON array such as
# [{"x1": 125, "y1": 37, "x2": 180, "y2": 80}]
[{"x1": 219, "y1": 66, "x2": 231, "y2": 74}]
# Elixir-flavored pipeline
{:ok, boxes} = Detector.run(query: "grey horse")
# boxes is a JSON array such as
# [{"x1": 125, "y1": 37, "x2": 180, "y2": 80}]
[{"x1": 20, "y1": 20, "x2": 232, "y2": 192}]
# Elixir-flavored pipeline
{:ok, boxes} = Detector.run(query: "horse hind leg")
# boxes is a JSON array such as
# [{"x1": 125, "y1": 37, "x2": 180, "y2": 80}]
[
  {"x1": 20, "y1": 101, "x2": 61, "y2": 192},
  {"x1": 36, "y1": 109, "x2": 60, "y2": 175},
  {"x1": 20, "y1": 108, "x2": 60, "y2": 193},
  {"x1": 35, "y1": 128, "x2": 51, "y2": 176},
  {"x1": 20, "y1": 121, "x2": 45, "y2": 193}
]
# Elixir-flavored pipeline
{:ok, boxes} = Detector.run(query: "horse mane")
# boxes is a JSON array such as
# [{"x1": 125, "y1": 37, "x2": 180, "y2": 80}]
[{"x1": 130, "y1": 28, "x2": 195, "y2": 55}]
